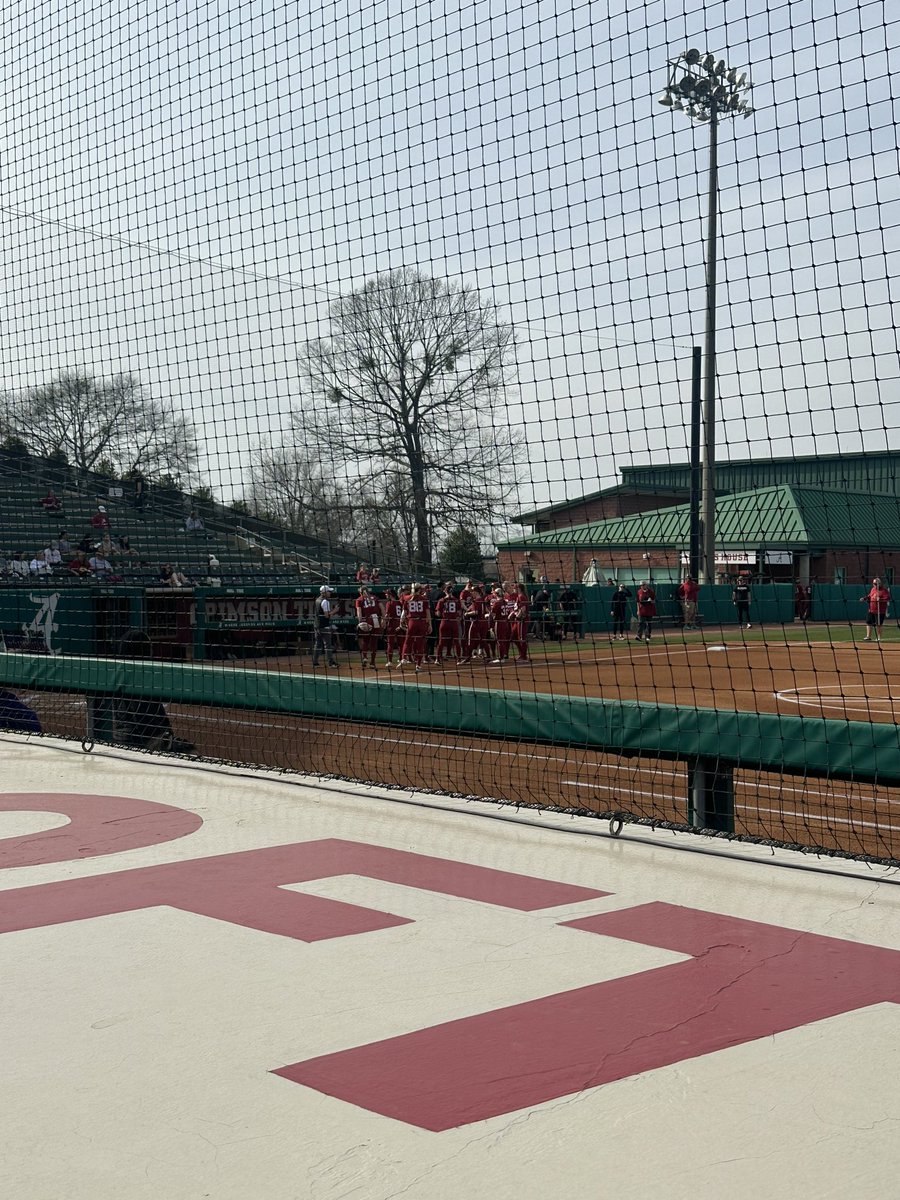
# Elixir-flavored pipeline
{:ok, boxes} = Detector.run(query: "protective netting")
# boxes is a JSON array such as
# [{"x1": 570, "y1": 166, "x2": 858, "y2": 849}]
[{"x1": 1, "y1": 0, "x2": 899, "y2": 865}]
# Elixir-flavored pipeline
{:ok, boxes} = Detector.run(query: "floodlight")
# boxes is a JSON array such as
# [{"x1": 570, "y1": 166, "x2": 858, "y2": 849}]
[
  {"x1": 726, "y1": 67, "x2": 738, "y2": 84},
  {"x1": 742, "y1": 106, "x2": 754, "y2": 117},
  {"x1": 658, "y1": 91, "x2": 674, "y2": 106},
  {"x1": 678, "y1": 75, "x2": 695, "y2": 95},
  {"x1": 736, "y1": 72, "x2": 747, "y2": 88},
  {"x1": 703, "y1": 54, "x2": 715, "y2": 72},
  {"x1": 693, "y1": 77, "x2": 710, "y2": 97},
  {"x1": 715, "y1": 60, "x2": 726, "y2": 76},
  {"x1": 683, "y1": 48, "x2": 701, "y2": 64},
  {"x1": 695, "y1": 109, "x2": 711, "y2": 122}
]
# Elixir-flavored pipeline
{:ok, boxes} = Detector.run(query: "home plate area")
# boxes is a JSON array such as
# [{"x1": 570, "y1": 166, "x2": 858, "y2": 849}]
[{"x1": 3, "y1": 738, "x2": 900, "y2": 1200}]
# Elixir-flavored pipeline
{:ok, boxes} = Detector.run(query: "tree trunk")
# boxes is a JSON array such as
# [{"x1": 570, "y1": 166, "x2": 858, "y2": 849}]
[{"x1": 409, "y1": 458, "x2": 431, "y2": 570}]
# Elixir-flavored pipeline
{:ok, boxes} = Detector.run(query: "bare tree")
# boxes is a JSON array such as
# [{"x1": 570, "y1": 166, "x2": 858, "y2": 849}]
[
  {"x1": 246, "y1": 443, "x2": 419, "y2": 573},
  {"x1": 296, "y1": 268, "x2": 521, "y2": 568},
  {"x1": 0, "y1": 373, "x2": 197, "y2": 479},
  {"x1": 245, "y1": 440, "x2": 353, "y2": 548}
]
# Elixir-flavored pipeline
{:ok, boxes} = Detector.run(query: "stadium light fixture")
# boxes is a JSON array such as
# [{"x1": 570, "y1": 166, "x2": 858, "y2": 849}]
[{"x1": 658, "y1": 49, "x2": 754, "y2": 586}]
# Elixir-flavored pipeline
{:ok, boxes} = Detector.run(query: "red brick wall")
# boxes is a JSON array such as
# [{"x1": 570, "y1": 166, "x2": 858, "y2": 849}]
[
  {"x1": 497, "y1": 548, "x2": 687, "y2": 585},
  {"x1": 499, "y1": 547, "x2": 900, "y2": 588},
  {"x1": 812, "y1": 550, "x2": 900, "y2": 584},
  {"x1": 532, "y1": 492, "x2": 684, "y2": 533}
]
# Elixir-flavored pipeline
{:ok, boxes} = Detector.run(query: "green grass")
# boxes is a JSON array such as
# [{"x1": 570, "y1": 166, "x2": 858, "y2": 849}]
[
  {"x1": 695, "y1": 622, "x2": 898, "y2": 645},
  {"x1": 531, "y1": 623, "x2": 900, "y2": 652}
]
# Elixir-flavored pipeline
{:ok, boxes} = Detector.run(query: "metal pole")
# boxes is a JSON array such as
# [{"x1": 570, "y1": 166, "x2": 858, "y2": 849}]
[
  {"x1": 700, "y1": 100, "x2": 719, "y2": 585},
  {"x1": 689, "y1": 345, "x2": 702, "y2": 580}
]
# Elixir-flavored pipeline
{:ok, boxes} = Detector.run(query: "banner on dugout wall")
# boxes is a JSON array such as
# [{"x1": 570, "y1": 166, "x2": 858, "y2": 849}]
[{"x1": 681, "y1": 552, "x2": 758, "y2": 566}]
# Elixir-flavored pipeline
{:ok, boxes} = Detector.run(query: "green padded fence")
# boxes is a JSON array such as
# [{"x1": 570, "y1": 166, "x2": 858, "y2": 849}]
[{"x1": 2, "y1": 652, "x2": 899, "y2": 787}]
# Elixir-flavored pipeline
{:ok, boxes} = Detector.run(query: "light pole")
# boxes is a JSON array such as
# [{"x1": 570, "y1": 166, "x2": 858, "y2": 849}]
[{"x1": 659, "y1": 50, "x2": 753, "y2": 585}]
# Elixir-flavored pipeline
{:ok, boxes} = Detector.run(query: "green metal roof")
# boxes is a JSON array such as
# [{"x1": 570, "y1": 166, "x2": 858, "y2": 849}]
[
  {"x1": 519, "y1": 450, "x2": 900, "y2": 526},
  {"x1": 516, "y1": 483, "x2": 688, "y2": 525},
  {"x1": 622, "y1": 450, "x2": 900, "y2": 495},
  {"x1": 500, "y1": 486, "x2": 900, "y2": 551}
]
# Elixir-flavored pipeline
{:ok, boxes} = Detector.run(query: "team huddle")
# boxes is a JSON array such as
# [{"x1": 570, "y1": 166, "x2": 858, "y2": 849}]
[{"x1": 318, "y1": 581, "x2": 533, "y2": 672}]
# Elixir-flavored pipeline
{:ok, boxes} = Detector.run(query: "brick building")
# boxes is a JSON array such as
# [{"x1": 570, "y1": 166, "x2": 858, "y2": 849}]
[{"x1": 499, "y1": 485, "x2": 900, "y2": 587}]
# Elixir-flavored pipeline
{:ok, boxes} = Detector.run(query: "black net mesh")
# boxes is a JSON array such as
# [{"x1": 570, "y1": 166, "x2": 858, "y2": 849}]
[{"x1": 1, "y1": 0, "x2": 899, "y2": 864}]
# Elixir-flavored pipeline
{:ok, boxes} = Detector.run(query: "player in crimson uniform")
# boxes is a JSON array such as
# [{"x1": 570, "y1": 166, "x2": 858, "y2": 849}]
[
  {"x1": 354, "y1": 585, "x2": 382, "y2": 668},
  {"x1": 488, "y1": 584, "x2": 513, "y2": 664},
  {"x1": 460, "y1": 585, "x2": 492, "y2": 664},
  {"x1": 677, "y1": 575, "x2": 700, "y2": 629},
  {"x1": 399, "y1": 584, "x2": 432, "y2": 670},
  {"x1": 511, "y1": 585, "x2": 530, "y2": 662},
  {"x1": 434, "y1": 582, "x2": 463, "y2": 663},
  {"x1": 382, "y1": 588, "x2": 405, "y2": 666},
  {"x1": 861, "y1": 577, "x2": 891, "y2": 643},
  {"x1": 636, "y1": 581, "x2": 657, "y2": 641},
  {"x1": 459, "y1": 580, "x2": 477, "y2": 610}
]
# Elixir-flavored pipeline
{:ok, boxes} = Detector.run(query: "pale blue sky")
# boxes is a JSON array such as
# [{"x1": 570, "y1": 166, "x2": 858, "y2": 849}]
[{"x1": 1, "y1": 0, "x2": 897, "y2": 523}]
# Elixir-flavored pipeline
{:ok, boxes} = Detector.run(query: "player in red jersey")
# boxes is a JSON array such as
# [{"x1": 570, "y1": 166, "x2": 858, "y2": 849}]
[
  {"x1": 488, "y1": 584, "x2": 513, "y2": 664},
  {"x1": 399, "y1": 583, "x2": 432, "y2": 671},
  {"x1": 382, "y1": 588, "x2": 405, "y2": 666},
  {"x1": 861, "y1": 577, "x2": 891, "y2": 644},
  {"x1": 460, "y1": 585, "x2": 492, "y2": 664},
  {"x1": 459, "y1": 579, "x2": 477, "y2": 610},
  {"x1": 434, "y1": 582, "x2": 463, "y2": 663},
  {"x1": 354, "y1": 584, "x2": 382, "y2": 668},
  {"x1": 511, "y1": 585, "x2": 530, "y2": 662}
]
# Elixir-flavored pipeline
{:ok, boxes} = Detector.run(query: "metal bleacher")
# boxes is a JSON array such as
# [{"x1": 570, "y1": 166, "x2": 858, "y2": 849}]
[{"x1": 0, "y1": 458, "x2": 357, "y2": 587}]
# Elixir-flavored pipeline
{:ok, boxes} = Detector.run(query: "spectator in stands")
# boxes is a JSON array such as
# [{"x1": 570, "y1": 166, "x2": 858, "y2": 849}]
[
  {"x1": 38, "y1": 488, "x2": 63, "y2": 515},
  {"x1": 158, "y1": 562, "x2": 174, "y2": 585},
  {"x1": 42, "y1": 544, "x2": 62, "y2": 571},
  {"x1": 115, "y1": 534, "x2": 137, "y2": 556},
  {"x1": 371, "y1": 566, "x2": 381, "y2": 583},
  {"x1": 355, "y1": 563, "x2": 371, "y2": 583},
  {"x1": 89, "y1": 551, "x2": 114, "y2": 578},
  {"x1": 55, "y1": 531, "x2": 72, "y2": 556},
  {"x1": 169, "y1": 565, "x2": 191, "y2": 588},
  {"x1": 206, "y1": 553, "x2": 222, "y2": 586},
  {"x1": 77, "y1": 533, "x2": 94, "y2": 554},
  {"x1": 184, "y1": 509, "x2": 204, "y2": 533},
  {"x1": 98, "y1": 531, "x2": 114, "y2": 559},
  {"x1": 29, "y1": 553, "x2": 50, "y2": 576},
  {"x1": 68, "y1": 551, "x2": 92, "y2": 578},
  {"x1": 90, "y1": 504, "x2": 111, "y2": 531},
  {"x1": 10, "y1": 553, "x2": 29, "y2": 580},
  {"x1": 0, "y1": 555, "x2": 9, "y2": 579}
]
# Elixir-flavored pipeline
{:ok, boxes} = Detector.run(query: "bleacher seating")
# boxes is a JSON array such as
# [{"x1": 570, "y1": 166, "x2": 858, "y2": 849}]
[{"x1": 0, "y1": 457, "x2": 359, "y2": 586}]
